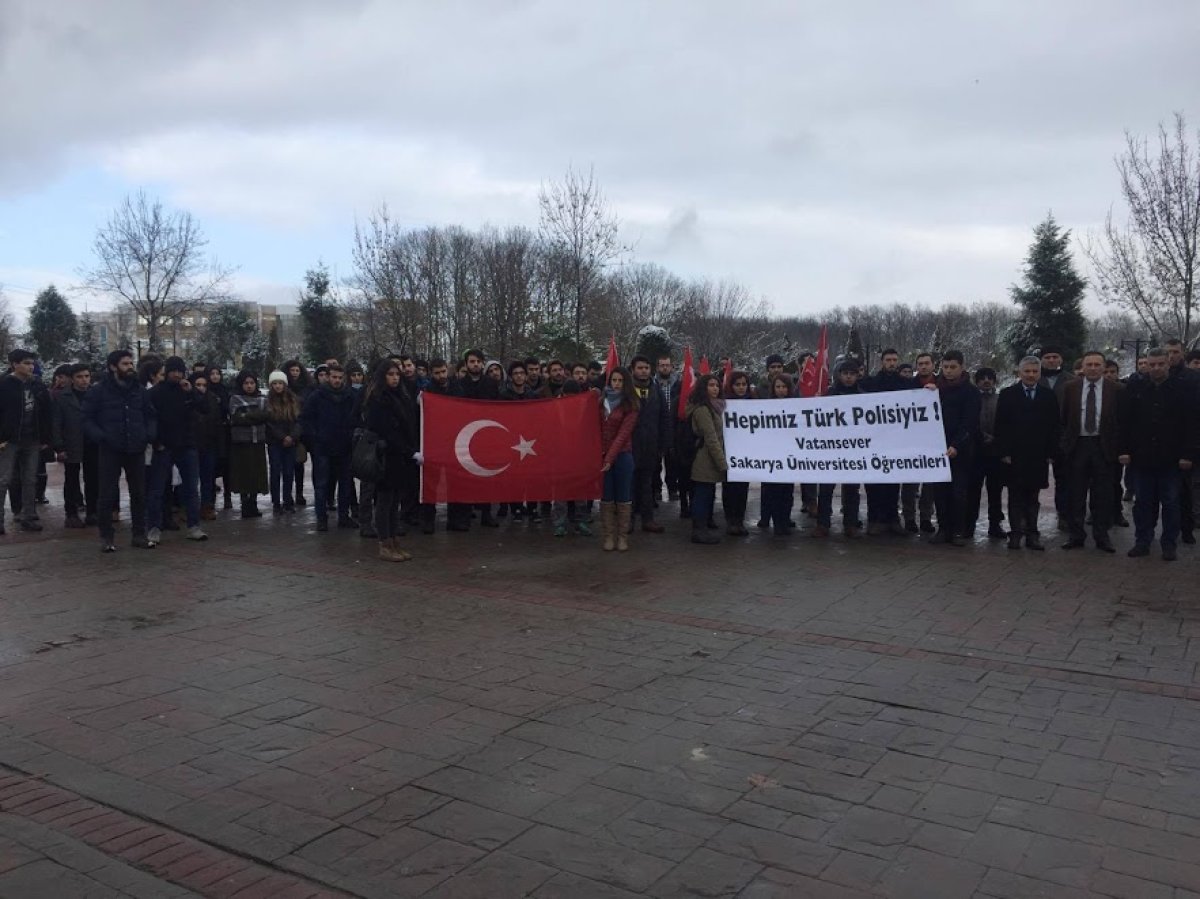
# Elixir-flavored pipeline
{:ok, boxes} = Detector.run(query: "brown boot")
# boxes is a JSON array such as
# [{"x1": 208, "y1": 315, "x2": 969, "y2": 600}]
[
  {"x1": 810, "y1": 524, "x2": 830, "y2": 538},
  {"x1": 388, "y1": 536, "x2": 412, "y2": 560},
  {"x1": 200, "y1": 505, "x2": 217, "y2": 521},
  {"x1": 616, "y1": 503, "x2": 633, "y2": 551},
  {"x1": 844, "y1": 525, "x2": 861, "y2": 538},
  {"x1": 600, "y1": 502, "x2": 616, "y2": 551}
]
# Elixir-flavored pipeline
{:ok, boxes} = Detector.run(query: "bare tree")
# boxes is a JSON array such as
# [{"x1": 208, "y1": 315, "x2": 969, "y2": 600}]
[
  {"x1": 0, "y1": 286, "x2": 15, "y2": 356},
  {"x1": 1085, "y1": 114, "x2": 1200, "y2": 345},
  {"x1": 538, "y1": 165, "x2": 625, "y2": 346},
  {"x1": 81, "y1": 191, "x2": 235, "y2": 352}
]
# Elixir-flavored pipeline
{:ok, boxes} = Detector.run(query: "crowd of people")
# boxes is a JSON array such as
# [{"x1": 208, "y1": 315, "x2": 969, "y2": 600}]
[{"x1": 0, "y1": 339, "x2": 1197, "y2": 562}]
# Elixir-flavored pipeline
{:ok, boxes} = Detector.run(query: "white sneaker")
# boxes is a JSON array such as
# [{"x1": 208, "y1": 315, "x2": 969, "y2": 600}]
[
  {"x1": 146, "y1": 527, "x2": 162, "y2": 543},
  {"x1": 187, "y1": 526, "x2": 208, "y2": 541}
]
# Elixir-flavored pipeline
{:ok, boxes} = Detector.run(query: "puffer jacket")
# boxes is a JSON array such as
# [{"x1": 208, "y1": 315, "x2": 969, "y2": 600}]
[
  {"x1": 600, "y1": 403, "x2": 638, "y2": 466},
  {"x1": 81, "y1": 373, "x2": 156, "y2": 453},
  {"x1": 300, "y1": 384, "x2": 358, "y2": 456},
  {"x1": 688, "y1": 402, "x2": 727, "y2": 484},
  {"x1": 229, "y1": 394, "x2": 270, "y2": 444}
]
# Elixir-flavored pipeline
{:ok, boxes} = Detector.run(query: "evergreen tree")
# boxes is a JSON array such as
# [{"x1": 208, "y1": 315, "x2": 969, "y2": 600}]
[
  {"x1": 1007, "y1": 213, "x2": 1087, "y2": 363},
  {"x1": 265, "y1": 323, "x2": 281, "y2": 373},
  {"x1": 195, "y1": 304, "x2": 258, "y2": 369},
  {"x1": 634, "y1": 325, "x2": 672, "y2": 362},
  {"x1": 28, "y1": 284, "x2": 78, "y2": 362},
  {"x1": 299, "y1": 263, "x2": 345, "y2": 363},
  {"x1": 66, "y1": 313, "x2": 103, "y2": 369},
  {"x1": 844, "y1": 325, "x2": 864, "y2": 366}
]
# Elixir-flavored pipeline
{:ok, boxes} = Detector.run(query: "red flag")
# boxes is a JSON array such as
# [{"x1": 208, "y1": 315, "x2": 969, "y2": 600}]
[
  {"x1": 699, "y1": 355, "x2": 711, "y2": 375},
  {"x1": 815, "y1": 325, "x2": 830, "y2": 396},
  {"x1": 799, "y1": 356, "x2": 817, "y2": 398},
  {"x1": 799, "y1": 326, "x2": 830, "y2": 397},
  {"x1": 421, "y1": 392, "x2": 601, "y2": 503},
  {"x1": 678, "y1": 346, "x2": 695, "y2": 420},
  {"x1": 722, "y1": 357, "x2": 733, "y2": 390},
  {"x1": 605, "y1": 334, "x2": 619, "y2": 375}
]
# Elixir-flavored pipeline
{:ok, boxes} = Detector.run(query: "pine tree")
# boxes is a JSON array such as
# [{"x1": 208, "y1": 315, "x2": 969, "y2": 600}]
[
  {"x1": 1007, "y1": 213, "x2": 1087, "y2": 363},
  {"x1": 28, "y1": 284, "x2": 78, "y2": 363},
  {"x1": 844, "y1": 325, "x2": 864, "y2": 365},
  {"x1": 194, "y1": 304, "x2": 258, "y2": 369},
  {"x1": 265, "y1": 324, "x2": 281, "y2": 373},
  {"x1": 67, "y1": 313, "x2": 103, "y2": 369},
  {"x1": 299, "y1": 263, "x2": 345, "y2": 363}
]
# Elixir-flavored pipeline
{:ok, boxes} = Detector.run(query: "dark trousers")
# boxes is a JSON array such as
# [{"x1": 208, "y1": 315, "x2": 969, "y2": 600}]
[
  {"x1": 1112, "y1": 463, "x2": 1126, "y2": 518},
  {"x1": 267, "y1": 443, "x2": 297, "y2": 507},
  {"x1": 633, "y1": 466, "x2": 658, "y2": 523},
  {"x1": 1132, "y1": 465, "x2": 1182, "y2": 549},
  {"x1": 1007, "y1": 485, "x2": 1042, "y2": 539},
  {"x1": 800, "y1": 482, "x2": 816, "y2": 511},
  {"x1": 691, "y1": 481, "x2": 717, "y2": 530},
  {"x1": 866, "y1": 484, "x2": 901, "y2": 524},
  {"x1": 36, "y1": 454, "x2": 47, "y2": 502},
  {"x1": 721, "y1": 481, "x2": 749, "y2": 524},
  {"x1": 63, "y1": 445, "x2": 98, "y2": 518},
  {"x1": 1181, "y1": 469, "x2": 1195, "y2": 537},
  {"x1": 932, "y1": 453, "x2": 972, "y2": 536},
  {"x1": 374, "y1": 486, "x2": 404, "y2": 539},
  {"x1": 966, "y1": 455, "x2": 1006, "y2": 529},
  {"x1": 1066, "y1": 438, "x2": 1112, "y2": 544},
  {"x1": 295, "y1": 458, "x2": 307, "y2": 499},
  {"x1": 818, "y1": 483, "x2": 861, "y2": 528},
  {"x1": 198, "y1": 449, "x2": 217, "y2": 507},
  {"x1": 97, "y1": 448, "x2": 145, "y2": 542},
  {"x1": 313, "y1": 454, "x2": 353, "y2": 521},
  {"x1": 1052, "y1": 455, "x2": 1069, "y2": 517},
  {"x1": 661, "y1": 450, "x2": 679, "y2": 497},
  {"x1": 760, "y1": 483, "x2": 794, "y2": 534}
]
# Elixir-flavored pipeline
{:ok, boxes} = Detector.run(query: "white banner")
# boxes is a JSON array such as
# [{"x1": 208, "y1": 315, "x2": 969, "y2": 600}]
[{"x1": 723, "y1": 389, "x2": 951, "y2": 484}]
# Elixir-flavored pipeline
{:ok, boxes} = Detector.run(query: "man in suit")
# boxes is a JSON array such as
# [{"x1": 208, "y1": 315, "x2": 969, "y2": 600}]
[
  {"x1": 1060, "y1": 350, "x2": 1122, "y2": 553},
  {"x1": 995, "y1": 356, "x2": 1061, "y2": 550},
  {"x1": 1120, "y1": 347, "x2": 1197, "y2": 561},
  {"x1": 1038, "y1": 346, "x2": 1077, "y2": 531}
]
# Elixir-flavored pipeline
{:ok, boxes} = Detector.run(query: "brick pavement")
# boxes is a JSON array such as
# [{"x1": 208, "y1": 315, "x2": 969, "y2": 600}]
[{"x1": 0, "y1": 488, "x2": 1199, "y2": 897}]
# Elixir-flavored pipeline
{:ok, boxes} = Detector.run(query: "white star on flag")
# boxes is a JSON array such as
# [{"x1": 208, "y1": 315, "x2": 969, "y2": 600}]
[{"x1": 512, "y1": 436, "x2": 537, "y2": 460}]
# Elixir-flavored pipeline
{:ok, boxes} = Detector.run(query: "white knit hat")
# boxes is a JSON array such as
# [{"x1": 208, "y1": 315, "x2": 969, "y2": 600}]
[{"x1": 268, "y1": 370, "x2": 288, "y2": 385}]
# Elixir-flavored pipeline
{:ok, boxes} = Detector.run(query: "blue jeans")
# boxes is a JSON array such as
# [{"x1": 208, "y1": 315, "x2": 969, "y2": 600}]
[
  {"x1": 267, "y1": 443, "x2": 297, "y2": 506},
  {"x1": 818, "y1": 483, "x2": 861, "y2": 528},
  {"x1": 1132, "y1": 465, "x2": 1182, "y2": 549},
  {"x1": 0, "y1": 442, "x2": 40, "y2": 526},
  {"x1": 147, "y1": 447, "x2": 200, "y2": 529},
  {"x1": 198, "y1": 449, "x2": 217, "y2": 508},
  {"x1": 314, "y1": 453, "x2": 353, "y2": 520},
  {"x1": 602, "y1": 451, "x2": 634, "y2": 503},
  {"x1": 692, "y1": 481, "x2": 717, "y2": 528}
]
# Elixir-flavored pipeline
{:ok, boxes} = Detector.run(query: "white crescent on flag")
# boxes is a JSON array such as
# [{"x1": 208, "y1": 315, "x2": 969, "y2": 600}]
[{"x1": 454, "y1": 419, "x2": 511, "y2": 478}]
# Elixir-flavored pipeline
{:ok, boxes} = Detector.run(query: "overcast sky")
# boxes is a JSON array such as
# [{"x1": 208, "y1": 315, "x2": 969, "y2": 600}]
[{"x1": 1, "y1": 0, "x2": 1197, "y2": 324}]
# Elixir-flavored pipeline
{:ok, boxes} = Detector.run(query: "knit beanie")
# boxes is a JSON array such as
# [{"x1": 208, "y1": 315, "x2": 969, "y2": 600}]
[{"x1": 268, "y1": 370, "x2": 288, "y2": 385}]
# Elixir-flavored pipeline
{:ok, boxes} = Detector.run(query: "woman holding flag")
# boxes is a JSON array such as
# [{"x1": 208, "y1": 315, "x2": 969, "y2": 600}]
[{"x1": 599, "y1": 366, "x2": 639, "y2": 552}]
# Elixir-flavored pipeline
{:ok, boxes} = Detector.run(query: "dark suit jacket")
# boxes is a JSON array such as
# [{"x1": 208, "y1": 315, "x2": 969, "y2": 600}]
[{"x1": 1060, "y1": 377, "x2": 1122, "y2": 462}]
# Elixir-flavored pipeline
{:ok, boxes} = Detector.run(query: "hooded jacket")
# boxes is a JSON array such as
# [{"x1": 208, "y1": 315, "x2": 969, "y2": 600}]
[
  {"x1": 148, "y1": 379, "x2": 196, "y2": 451},
  {"x1": 936, "y1": 374, "x2": 981, "y2": 454}
]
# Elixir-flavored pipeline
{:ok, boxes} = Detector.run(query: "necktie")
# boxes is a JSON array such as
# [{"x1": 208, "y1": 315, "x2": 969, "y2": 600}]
[
  {"x1": 1085, "y1": 382, "x2": 1097, "y2": 434},
  {"x1": 1026, "y1": 387, "x2": 1034, "y2": 401}
]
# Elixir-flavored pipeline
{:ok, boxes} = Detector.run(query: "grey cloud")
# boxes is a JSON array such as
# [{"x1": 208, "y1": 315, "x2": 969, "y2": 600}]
[{"x1": 1, "y1": 0, "x2": 1198, "y2": 312}]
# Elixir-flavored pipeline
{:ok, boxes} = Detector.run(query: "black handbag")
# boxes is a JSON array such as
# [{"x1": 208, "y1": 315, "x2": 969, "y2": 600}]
[{"x1": 351, "y1": 428, "x2": 387, "y2": 481}]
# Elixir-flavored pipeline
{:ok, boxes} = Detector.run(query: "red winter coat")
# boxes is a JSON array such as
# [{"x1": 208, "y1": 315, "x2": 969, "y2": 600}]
[{"x1": 600, "y1": 403, "x2": 638, "y2": 466}]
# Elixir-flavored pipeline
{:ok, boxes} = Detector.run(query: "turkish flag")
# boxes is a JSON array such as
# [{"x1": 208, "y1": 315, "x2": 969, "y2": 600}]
[
  {"x1": 420, "y1": 391, "x2": 602, "y2": 503},
  {"x1": 799, "y1": 325, "x2": 830, "y2": 397},
  {"x1": 678, "y1": 346, "x2": 695, "y2": 420}
]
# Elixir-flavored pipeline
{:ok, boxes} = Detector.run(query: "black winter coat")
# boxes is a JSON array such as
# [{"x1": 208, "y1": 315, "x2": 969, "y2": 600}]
[
  {"x1": 364, "y1": 387, "x2": 419, "y2": 490},
  {"x1": 81, "y1": 374, "x2": 156, "y2": 453},
  {"x1": 936, "y1": 376, "x2": 981, "y2": 455},
  {"x1": 191, "y1": 390, "x2": 225, "y2": 453},
  {"x1": 0, "y1": 373, "x2": 52, "y2": 446},
  {"x1": 148, "y1": 380, "x2": 195, "y2": 450},
  {"x1": 454, "y1": 375, "x2": 500, "y2": 400},
  {"x1": 52, "y1": 389, "x2": 89, "y2": 462},
  {"x1": 631, "y1": 379, "x2": 669, "y2": 467},
  {"x1": 863, "y1": 370, "x2": 921, "y2": 394},
  {"x1": 300, "y1": 384, "x2": 358, "y2": 456},
  {"x1": 994, "y1": 383, "x2": 1060, "y2": 489},
  {"x1": 1120, "y1": 376, "x2": 1197, "y2": 468}
]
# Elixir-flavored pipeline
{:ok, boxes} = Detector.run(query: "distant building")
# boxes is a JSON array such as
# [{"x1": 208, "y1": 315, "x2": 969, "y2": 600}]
[{"x1": 89, "y1": 301, "x2": 305, "y2": 361}]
